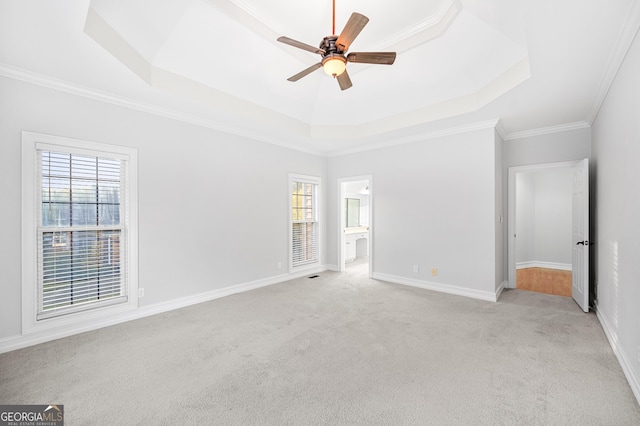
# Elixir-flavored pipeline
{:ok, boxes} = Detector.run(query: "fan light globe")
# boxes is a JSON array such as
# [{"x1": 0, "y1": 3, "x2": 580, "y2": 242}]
[{"x1": 323, "y1": 56, "x2": 346, "y2": 77}]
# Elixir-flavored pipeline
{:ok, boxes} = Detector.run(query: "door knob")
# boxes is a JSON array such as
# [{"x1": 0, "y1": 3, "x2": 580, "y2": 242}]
[{"x1": 576, "y1": 240, "x2": 588, "y2": 245}]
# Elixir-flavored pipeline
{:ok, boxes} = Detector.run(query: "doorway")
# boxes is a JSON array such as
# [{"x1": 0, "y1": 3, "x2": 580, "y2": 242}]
[
  {"x1": 338, "y1": 176, "x2": 372, "y2": 276},
  {"x1": 514, "y1": 168, "x2": 573, "y2": 296},
  {"x1": 508, "y1": 160, "x2": 590, "y2": 312}
]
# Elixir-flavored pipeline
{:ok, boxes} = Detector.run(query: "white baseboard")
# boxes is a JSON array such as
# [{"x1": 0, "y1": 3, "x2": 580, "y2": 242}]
[
  {"x1": 325, "y1": 264, "x2": 340, "y2": 272},
  {"x1": 596, "y1": 307, "x2": 640, "y2": 406},
  {"x1": 0, "y1": 265, "x2": 328, "y2": 354},
  {"x1": 496, "y1": 281, "x2": 507, "y2": 300},
  {"x1": 516, "y1": 261, "x2": 572, "y2": 271},
  {"x1": 372, "y1": 272, "x2": 500, "y2": 302}
]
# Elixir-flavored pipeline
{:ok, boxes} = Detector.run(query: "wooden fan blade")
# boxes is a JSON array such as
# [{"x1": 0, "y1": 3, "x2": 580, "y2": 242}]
[
  {"x1": 337, "y1": 70, "x2": 353, "y2": 90},
  {"x1": 347, "y1": 52, "x2": 396, "y2": 65},
  {"x1": 287, "y1": 63, "x2": 323, "y2": 82},
  {"x1": 277, "y1": 36, "x2": 325, "y2": 55},
  {"x1": 335, "y1": 13, "x2": 369, "y2": 52}
]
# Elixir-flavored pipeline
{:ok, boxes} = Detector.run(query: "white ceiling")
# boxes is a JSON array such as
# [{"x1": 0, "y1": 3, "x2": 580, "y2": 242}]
[{"x1": 0, "y1": 0, "x2": 638, "y2": 155}]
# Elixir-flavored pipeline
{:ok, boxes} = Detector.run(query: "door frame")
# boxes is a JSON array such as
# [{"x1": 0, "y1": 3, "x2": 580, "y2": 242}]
[
  {"x1": 337, "y1": 175, "x2": 373, "y2": 276},
  {"x1": 507, "y1": 160, "x2": 582, "y2": 289}
]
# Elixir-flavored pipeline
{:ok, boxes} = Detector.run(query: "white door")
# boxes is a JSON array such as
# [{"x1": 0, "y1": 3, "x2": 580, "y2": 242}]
[{"x1": 572, "y1": 159, "x2": 589, "y2": 312}]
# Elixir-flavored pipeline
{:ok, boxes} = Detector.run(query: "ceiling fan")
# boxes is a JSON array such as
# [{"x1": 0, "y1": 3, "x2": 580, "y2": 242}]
[{"x1": 277, "y1": 0, "x2": 396, "y2": 90}]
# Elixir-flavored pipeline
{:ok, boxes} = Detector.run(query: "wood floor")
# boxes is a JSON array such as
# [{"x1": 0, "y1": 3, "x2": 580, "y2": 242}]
[{"x1": 516, "y1": 267, "x2": 572, "y2": 297}]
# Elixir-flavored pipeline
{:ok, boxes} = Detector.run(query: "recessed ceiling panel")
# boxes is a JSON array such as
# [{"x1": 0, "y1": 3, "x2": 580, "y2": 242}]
[
  {"x1": 309, "y1": 9, "x2": 528, "y2": 126},
  {"x1": 89, "y1": 0, "x2": 193, "y2": 61},
  {"x1": 231, "y1": 0, "x2": 452, "y2": 50},
  {"x1": 156, "y1": 1, "x2": 324, "y2": 122},
  {"x1": 85, "y1": 0, "x2": 529, "y2": 130}
]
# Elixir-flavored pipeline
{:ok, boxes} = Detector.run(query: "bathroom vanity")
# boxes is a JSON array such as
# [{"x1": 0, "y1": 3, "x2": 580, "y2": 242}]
[{"x1": 344, "y1": 227, "x2": 368, "y2": 262}]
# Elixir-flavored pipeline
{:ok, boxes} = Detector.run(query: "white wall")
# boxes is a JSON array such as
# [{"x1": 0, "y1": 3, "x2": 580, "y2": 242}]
[
  {"x1": 327, "y1": 127, "x2": 502, "y2": 301},
  {"x1": 503, "y1": 128, "x2": 592, "y2": 167},
  {"x1": 534, "y1": 169, "x2": 572, "y2": 265},
  {"x1": 515, "y1": 169, "x2": 573, "y2": 267},
  {"x1": 591, "y1": 26, "x2": 640, "y2": 402},
  {"x1": 516, "y1": 173, "x2": 536, "y2": 263},
  {"x1": 0, "y1": 76, "x2": 327, "y2": 344}
]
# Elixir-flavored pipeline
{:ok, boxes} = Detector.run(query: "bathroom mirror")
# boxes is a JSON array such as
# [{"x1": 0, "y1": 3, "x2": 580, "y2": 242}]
[{"x1": 345, "y1": 198, "x2": 360, "y2": 228}]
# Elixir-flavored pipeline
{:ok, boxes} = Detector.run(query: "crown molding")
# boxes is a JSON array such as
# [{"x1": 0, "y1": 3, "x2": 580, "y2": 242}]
[
  {"x1": 0, "y1": 63, "x2": 600, "y2": 158},
  {"x1": 0, "y1": 63, "x2": 504, "y2": 158},
  {"x1": 0, "y1": 63, "x2": 326, "y2": 157},
  {"x1": 327, "y1": 118, "x2": 500, "y2": 157},
  {"x1": 503, "y1": 121, "x2": 590, "y2": 141},
  {"x1": 374, "y1": 0, "x2": 461, "y2": 52},
  {"x1": 587, "y1": 0, "x2": 640, "y2": 125},
  {"x1": 1, "y1": 62, "x2": 594, "y2": 158},
  {"x1": 494, "y1": 119, "x2": 508, "y2": 141}
]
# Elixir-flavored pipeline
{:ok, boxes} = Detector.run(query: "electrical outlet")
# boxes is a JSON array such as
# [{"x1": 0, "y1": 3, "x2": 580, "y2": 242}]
[
  {"x1": 431, "y1": 268, "x2": 438, "y2": 277},
  {"x1": 277, "y1": 262, "x2": 282, "y2": 269},
  {"x1": 138, "y1": 288, "x2": 144, "y2": 298},
  {"x1": 412, "y1": 265, "x2": 419, "y2": 273}
]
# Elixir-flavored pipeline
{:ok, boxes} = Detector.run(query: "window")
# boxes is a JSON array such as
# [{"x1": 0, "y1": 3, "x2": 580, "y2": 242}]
[
  {"x1": 38, "y1": 151, "x2": 125, "y2": 318},
  {"x1": 22, "y1": 132, "x2": 138, "y2": 332},
  {"x1": 289, "y1": 174, "x2": 321, "y2": 269}
]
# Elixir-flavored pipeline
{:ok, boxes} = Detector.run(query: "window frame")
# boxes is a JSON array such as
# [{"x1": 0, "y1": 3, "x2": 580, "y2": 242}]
[
  {"x1": 21, "y1": 131, "x2": 139, "y2": 335},
  {"x1": 288, "y1": 173, "x2": 322, "y2": 273}
]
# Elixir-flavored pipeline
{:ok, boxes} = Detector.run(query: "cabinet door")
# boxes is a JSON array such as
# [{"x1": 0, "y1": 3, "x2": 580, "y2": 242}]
[
  {"x1": 345, "y1": 237, "x2": 356, "y2": 261},
  {"x1": 355, "y1": 236, "x2": 368, "y2": 257}
]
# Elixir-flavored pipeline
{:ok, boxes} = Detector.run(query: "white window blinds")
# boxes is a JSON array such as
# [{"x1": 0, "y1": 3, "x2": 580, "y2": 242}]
[
  {"x1": 291, "y1": 179, "x2": 318, "y2": 267},
  {"x1": 37, "y1": 149, "x2": 128, "y2": 320}
]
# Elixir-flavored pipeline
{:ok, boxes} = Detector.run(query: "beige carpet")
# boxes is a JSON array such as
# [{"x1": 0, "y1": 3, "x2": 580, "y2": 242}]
[{"x1": 1, "y1": 263, "x2": 639, "y2": 425}]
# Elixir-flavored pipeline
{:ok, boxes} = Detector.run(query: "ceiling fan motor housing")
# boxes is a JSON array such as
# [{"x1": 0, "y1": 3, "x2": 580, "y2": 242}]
[{"x1": 320, "y1": 36, "x2": 344, "y2": 56}]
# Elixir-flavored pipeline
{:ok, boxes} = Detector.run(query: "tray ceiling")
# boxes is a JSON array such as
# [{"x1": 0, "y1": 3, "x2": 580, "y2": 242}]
[{"x1": 0, "y1": 0, "x2": 637, "y2": 154}]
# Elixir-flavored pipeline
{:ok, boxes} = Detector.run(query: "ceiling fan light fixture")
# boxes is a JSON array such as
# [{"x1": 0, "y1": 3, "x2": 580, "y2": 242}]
[
  {"x1": 322, "y1": 55, "x2": 346, "y2": 77},
  {"x1": 277, "y1": 6, "x2": 395, "y2": 89}
]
